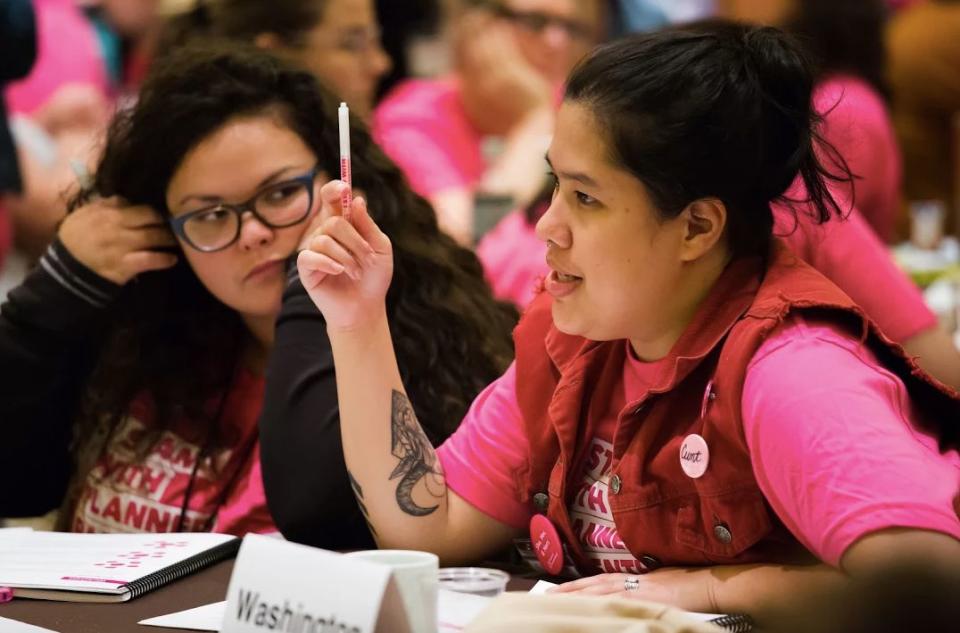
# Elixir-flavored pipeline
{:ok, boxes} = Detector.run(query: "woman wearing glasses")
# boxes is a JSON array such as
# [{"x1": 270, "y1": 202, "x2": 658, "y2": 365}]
[
  {"x1": 372, "y1": 0, "x2": 605, "y2": 244},
  {"x1": 0, "y1": 43, "x2": 516, "y2": 540}
]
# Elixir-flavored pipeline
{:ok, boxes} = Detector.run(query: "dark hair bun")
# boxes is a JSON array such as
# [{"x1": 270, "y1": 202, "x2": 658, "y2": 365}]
[{"x1": 740, "y1": 25, "x2": 818, "y2": 200}]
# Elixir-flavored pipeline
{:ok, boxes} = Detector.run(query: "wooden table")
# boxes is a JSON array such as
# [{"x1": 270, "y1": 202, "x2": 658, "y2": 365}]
[{"x1": 1, "y1": 560, "x2": 537, "y2": 633}]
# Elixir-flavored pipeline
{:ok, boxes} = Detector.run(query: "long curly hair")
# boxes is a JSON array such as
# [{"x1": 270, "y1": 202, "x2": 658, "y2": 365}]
[{"x1": 70, "y1": 42, "x2": 517, "y2": 463}]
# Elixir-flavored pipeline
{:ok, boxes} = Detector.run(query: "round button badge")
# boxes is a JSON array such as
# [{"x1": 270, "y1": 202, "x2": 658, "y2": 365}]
[
  {"x1": 679, "y1": 434, "x2": 710, "y2": 479},
  {"x1": 529, "y1": 514, "x2": 564, "y2": 576}
]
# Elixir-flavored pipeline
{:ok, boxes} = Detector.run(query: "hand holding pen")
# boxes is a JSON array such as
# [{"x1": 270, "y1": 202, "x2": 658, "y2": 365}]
[{"x1": 297, "y1": 180, "x2": 393, "y2": 333}]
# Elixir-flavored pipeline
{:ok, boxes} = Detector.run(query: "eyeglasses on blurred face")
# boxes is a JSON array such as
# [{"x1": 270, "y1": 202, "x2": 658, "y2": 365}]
[{"x1": 488, "y1": 1, "x2": 594, "y2": 42}]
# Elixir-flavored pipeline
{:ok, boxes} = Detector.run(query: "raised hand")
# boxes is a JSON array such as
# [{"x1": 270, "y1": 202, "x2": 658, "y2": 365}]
[{"x1": 296, "y1": 180, "x2": 393, "y2": 332}]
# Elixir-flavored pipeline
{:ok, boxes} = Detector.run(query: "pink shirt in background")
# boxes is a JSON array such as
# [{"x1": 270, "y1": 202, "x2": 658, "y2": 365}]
[
  {"x1": 476, "y1": 210, "x2": 546, "y2": 308},
  {"x1": 815, "y1": 75, "x2": 902, "y2": 243},
  {"x1": 372, "y1": 78, "x2": 484, "y2": 198},
  {"x1": 477, "y1": 202, "x2": 936, "y2": 343},
  {"x1": 437, "y1": 315, "x2": 960, "y2": 567},
  {"x1": 4, "y1": 0, "x2": 110, "y2": 116}
]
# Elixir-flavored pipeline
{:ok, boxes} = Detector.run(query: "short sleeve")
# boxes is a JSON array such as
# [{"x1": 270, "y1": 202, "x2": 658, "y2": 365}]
[
  {"x1": 437, "y1": 362, "x2": 533, "y2": 530},
  {"x1": 372, "y1": 79, "x2": 484, "y2": 197},
  {"x1": 742, "y1": 315, "x2": 960, "y2": 566}
]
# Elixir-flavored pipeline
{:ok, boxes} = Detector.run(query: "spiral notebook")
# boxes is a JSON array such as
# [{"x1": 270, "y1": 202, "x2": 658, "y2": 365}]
[{"x1": 0, "y1": 531, "x2": 239, "y2": 603}]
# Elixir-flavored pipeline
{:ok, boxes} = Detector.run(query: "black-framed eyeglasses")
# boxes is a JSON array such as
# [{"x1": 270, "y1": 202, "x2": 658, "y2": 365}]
[
  {"x1": 169, "y1": 168, "x2": 319, "y2": 253},
  {"x1": 488, "y1": 3, "x2": 594, "y2": 42}
]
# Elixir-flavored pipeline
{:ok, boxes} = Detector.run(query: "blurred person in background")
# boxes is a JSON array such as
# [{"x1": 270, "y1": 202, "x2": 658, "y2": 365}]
[
  {"x1": 887, "y1": 0, "x2": 960, "y2": 235},
  {"x1": 92, "y1": 0, "x2": 164, "y2": 90},
  {"x1": 717, "y1": 0, "x2": 902, "y2": 243},
  {"x1": 0, "y1": 0, "x2": 37, "y2": 271},
  {"x1": 372, "y1": 0, "x2": 606, "y2": 244},
  {"x1": 2, "y1": 0, "x2": 112, "y2": 264},
  {"x1": 374, "y1": 0, "x2": 446, "y2": 99},
  {"x1": 161, "y1": 0, "x2": 392, "y2": 120}
]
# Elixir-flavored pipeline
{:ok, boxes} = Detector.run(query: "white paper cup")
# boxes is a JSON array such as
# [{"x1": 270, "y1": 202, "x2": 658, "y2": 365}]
[
  {"x1": 438, "y1": 567, "x2": 510, "y2": 597},
  {"x1": 344, "y1": 550, "x2": 438, "y2": 633}
]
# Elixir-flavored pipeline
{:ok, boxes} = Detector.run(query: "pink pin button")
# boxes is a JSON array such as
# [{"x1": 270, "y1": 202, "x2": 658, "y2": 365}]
[
  {"x1": 529, "y1": 514, "x2": 564, "y2": 576},
  {"x1": 680, "y1": 433, "x2": 710, "y2": 479}
]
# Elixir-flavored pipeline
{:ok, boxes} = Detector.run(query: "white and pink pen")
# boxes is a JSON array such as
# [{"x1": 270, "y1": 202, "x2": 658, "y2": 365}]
[{"x1": 338, "y1": 102, "x2": 352, "y2": 217}]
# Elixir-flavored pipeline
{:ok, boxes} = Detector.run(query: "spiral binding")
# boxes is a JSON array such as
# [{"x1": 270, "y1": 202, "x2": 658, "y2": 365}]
[
  {"x1": 121, "y1": 538, "x2": 241, "y2": 600},
  {"x1": 709, "y1": 613, "x2": 754, "y2": 632}
]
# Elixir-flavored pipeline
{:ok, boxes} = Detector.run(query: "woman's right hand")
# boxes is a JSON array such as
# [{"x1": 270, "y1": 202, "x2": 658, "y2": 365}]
[
  {"x1": 455, "y1": 11, "x2": 553, "y2": 132},
  {"x1": 297, "y1": 181, "x2": 394, "y2": 333},
  {"x1": 58, "y1": 197, "x2": 178, "y2": 285}
]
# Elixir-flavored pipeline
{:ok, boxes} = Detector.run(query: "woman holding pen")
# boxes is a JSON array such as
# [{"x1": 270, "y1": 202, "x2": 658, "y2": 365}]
[{"x1": 298, "y1": 22, "x2": 960, "y2": 620}]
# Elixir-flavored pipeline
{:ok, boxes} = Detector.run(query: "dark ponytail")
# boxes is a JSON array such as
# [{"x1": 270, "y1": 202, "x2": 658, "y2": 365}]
[{"x1": 565, "y1": 20, "x2": 853, "y2": 259}]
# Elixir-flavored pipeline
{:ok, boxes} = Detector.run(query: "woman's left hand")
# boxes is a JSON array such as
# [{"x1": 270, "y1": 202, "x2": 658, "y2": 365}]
[{"x1": 550, "y1": 569, "x2": 720, "y2": 613}]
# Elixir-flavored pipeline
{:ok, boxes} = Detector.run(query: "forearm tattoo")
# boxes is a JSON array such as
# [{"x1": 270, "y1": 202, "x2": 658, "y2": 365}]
[
  {"x1": 389, "y1": 390, "x2": 445, "y2": 516},
  {"x1": 348, "y1": 470, "x2": 377, "y2": 537}
]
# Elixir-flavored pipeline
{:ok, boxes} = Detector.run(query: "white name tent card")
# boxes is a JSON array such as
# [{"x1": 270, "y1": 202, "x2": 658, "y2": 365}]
[
  {"x1": 140, "y1": 590, "x2": 489, "y2": 633},
  {"x1": 139, "y1": 600, "x2": 227, "y2": 630},
  {"x1": 220, "y1": 534, "x2": 412, "y2": 633}
]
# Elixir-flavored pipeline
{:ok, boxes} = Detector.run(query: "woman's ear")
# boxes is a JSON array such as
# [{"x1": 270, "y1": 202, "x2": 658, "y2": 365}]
[
  {"x1": 253, "y1": 32, "x2": 283, "y2": 51},
  {"x1": 679, "y1": 198, "x2": 726, "y2": 263}
]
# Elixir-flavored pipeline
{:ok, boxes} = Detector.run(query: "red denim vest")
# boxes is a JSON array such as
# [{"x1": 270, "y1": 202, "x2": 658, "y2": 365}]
[{"x1": 514, "y1": 242, "x2": 960, "y2": 572}]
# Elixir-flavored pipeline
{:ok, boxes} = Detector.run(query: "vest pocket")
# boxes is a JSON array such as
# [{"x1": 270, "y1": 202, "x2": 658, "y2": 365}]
[{"x1": 675, "y1": 488, "x2": 773, "y2": 562}]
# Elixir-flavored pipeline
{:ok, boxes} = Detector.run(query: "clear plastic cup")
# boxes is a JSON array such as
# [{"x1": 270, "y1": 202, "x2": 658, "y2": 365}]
[
  {"x1": 437, "y1": 567, "x2": 510, "y2": 597},
  {"x1": 910, "y1": 200, "x2": 946, "y2": 250}
]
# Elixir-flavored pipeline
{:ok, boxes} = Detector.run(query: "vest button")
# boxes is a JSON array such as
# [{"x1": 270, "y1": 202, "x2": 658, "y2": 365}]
[
  {"x1": 610, "y1": 474, "x2": 622, "y2": 494},
  {"x1": 639, "y1": 554, "x2": 661, "y2": 570},
  {"x1": 713, "y1": 524, "x2": 733, "y2": 544},
  {"x1": 533, "y1": 492, "x2": 549, "y2": 512}
]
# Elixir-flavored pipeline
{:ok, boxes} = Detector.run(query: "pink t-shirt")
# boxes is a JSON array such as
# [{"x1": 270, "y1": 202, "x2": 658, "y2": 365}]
[
  {"x1": 4, "y1": 0, "x2": 110, "y2": 116},
  {"x1": 372, "y1": 77, "x2": 484, "y2": 198},
  {"x1": 437, "y1": 315, "x2": 960, "y2": 567},
  {"x1": 568, "y1": 342, "x2": 670, "y2": 575},
  {"x1": 477, "y1": 203, "x2": 936, "y2": 343},
  {"x1": 71, "y1": 370, "x2": 276, "y2": 537},
  {"x1": 815, "y1": 75, "x2": 902, "y2": 243}
]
